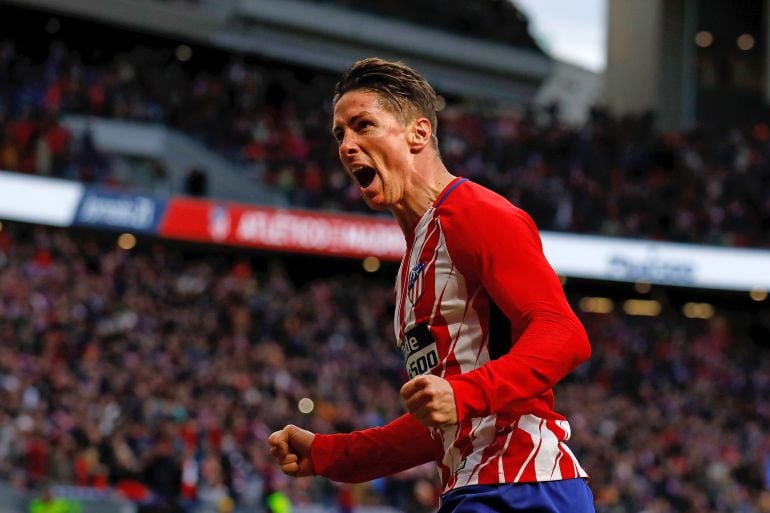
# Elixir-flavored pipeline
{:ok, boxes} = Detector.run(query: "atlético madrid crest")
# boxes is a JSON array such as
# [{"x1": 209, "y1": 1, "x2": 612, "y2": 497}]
[{"x1": 407, "y1": 261, "x2": 426, "y2": 305}]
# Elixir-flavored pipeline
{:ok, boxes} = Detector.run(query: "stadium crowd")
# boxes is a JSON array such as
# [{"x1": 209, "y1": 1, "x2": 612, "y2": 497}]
[
  {"x1": 1, "y1": 25, "x2": 769, "y2": 247},
  {"x1": 0, "y1": 222, "x2": 769, "y2": 513},
  {"x1": 2, "y1": 4, "x2": 770, "y2": 513}
]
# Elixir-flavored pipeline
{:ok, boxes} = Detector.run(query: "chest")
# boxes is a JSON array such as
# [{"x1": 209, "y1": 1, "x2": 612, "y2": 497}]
[{"x1": 394, "y1": 217, "x2": 494, "y2": 378}]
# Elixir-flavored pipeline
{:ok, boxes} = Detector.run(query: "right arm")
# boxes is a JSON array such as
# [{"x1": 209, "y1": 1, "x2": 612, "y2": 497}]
[{"x1": 269, "y1": 413, "x2": 440, "y2": 483}]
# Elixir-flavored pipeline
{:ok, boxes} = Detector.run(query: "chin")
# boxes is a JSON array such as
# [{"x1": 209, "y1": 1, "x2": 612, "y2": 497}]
[
  {"x1": 364, "y1": 201, "x2": 388, "y2": 212},
  {"x1": 362, "y1": 196, "x2": 388, "y2": 212}
]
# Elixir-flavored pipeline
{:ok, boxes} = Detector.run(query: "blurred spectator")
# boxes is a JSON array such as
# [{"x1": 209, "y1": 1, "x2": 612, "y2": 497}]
[
  {"x1": 0, "y1": 221, "x2": 768, "y2": 513},
  {"x1": 28, "y1": 487, "x2": 79, "y2": 513},
  {"x1": 71, "y1": 127, "x2": 108, "y2": 183},
  {"x1": 0, "y1": 2, "x2": 768, "y2": 247},
  {"x1": 1, "y1": 25, "x2": 768, "y2": 246},
  {"x1": 142, "y1": 435, "x2": 182, "y2": 512}
]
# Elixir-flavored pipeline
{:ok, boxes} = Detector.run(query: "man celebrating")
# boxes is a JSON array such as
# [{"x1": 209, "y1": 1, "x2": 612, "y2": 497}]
[{"x1": 268, "y1": 58, "x2": 595, "y2": 513}]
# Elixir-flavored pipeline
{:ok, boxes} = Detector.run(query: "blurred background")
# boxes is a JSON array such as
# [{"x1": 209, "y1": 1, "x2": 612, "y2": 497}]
[{"x1": 0, "y1": 1, "x2": 769, "y2": 512}]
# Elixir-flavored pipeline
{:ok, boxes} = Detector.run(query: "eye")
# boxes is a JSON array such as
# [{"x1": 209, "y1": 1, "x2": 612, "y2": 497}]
[{"x1": 356, "y1": 119, "x2": 373, "y2": 131}]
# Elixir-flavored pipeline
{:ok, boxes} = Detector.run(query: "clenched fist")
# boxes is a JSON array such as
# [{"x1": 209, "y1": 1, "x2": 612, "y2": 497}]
[
  {"x1": 267, "y1": 424, "x2": 316, "y2": 477},
  {"x1": 400, "y1": 375, "x2": 458, "y2": 428}
]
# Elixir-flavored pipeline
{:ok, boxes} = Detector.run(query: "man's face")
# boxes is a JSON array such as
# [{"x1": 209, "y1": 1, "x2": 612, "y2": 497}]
[{"x1": 332, "y1": 90, "x2": 413, "y2": 211}]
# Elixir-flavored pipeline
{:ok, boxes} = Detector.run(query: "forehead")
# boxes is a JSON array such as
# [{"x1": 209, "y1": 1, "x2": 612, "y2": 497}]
[{"x1": 332, "y1": 90, "x2": 392, "y2": 125}]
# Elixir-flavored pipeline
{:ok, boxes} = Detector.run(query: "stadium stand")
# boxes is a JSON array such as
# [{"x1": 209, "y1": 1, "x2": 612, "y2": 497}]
[
  {"x1": 0, "y1": 222, "x2": 768, "y2": 513},
  {"x1": 0, "y1": 8, "x2": 768, "y2": 246},
  {"x1": 1, "y1": 2, "x2": 770, "y2": 513}
]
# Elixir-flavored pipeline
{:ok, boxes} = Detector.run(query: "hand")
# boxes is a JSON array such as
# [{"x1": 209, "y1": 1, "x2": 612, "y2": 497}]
[
  {"x1": 400, "y1": 375, "x2": 458, "y2": 428},
  {"x1": 267, "y1": 424, "x2": 316, "y2": 477}
]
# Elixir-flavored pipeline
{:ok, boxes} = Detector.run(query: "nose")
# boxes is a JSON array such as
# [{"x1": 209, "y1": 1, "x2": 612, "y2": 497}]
[{"x1": 338, "y1": 131, "x2": 358, "y2": 157}]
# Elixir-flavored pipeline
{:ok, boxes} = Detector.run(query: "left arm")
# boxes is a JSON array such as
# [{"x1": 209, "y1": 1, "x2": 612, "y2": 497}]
[{"x1": 443, "y1": 202, "x2": 591, "y2": 421}]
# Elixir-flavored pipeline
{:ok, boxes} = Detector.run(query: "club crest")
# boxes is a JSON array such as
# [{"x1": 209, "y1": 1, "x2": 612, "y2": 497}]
[{"x1": 407, "y1": 261, "x2": 426, "y2": 305}]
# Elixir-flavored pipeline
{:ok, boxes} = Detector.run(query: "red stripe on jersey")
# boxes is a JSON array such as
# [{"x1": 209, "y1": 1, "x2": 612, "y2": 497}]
[
  {"x1": 398, "y1": 218, "x2": 441, "y2": 337},
  {"x1": 558, "y1": 444, "x2": 574, "y2": 479},
  {"x1": 474, "y1": 421, "x2": 512, "y2": 484},
  {"x1": 395, "y1": 255, "x2": 412, "y2": 342},
  {"x1": 396, "y1": 216, "x2": 440, "y2": 341},
  {"x1": 468, "y1": 284, "x2": 490, "y2": 368},
  {"x1": 412, "y1": 222, "x2": 442, "y2": 323},
  {"x1": 512, "y1": 417, "x2": 542, "y2": 483},
  {"x1": 546, "y1": 419, "x2": 573, "y2": 480},
  {"x1": 430, "y1": 298, "x2": 452, "y2": 365}
]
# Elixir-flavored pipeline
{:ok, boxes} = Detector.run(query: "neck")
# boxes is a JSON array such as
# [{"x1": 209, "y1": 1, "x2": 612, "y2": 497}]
[{"x1": 391, "y1": 159, "x2": 455, "y2": 236}]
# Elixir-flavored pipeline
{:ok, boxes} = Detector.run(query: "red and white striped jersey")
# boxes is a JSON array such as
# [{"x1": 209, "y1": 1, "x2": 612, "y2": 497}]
[{"x1": 311, "y1": 178, "x2": 590, "y2": 492}]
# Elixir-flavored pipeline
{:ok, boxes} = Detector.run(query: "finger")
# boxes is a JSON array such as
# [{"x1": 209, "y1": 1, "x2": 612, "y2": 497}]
[
  {"x1": 269, "y1": 439, "x2": 289, "y2": 457},
  {"x1": 407, "y1": 397, "x2": 454, "y2": 427},
  {"x1": 400, "y1": 376, "x2": 429, "y2": 399},
  {"x1": 403, "y1": 389, "x2": 432, "y2": 413},
  {"x1": 277, "y1": 456, "x2": 299, "y2": 470},
  {"x1": 267, "y1": 431, "x2": 287, "y2": 448},
  {"x1": 281, "y1": 461, "x2": 299, "y2": 475}
]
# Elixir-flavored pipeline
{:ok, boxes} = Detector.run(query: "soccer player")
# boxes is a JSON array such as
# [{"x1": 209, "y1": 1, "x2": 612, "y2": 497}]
[{"x1": 268, "y1": 58, "x2": 595, "y2": 513}]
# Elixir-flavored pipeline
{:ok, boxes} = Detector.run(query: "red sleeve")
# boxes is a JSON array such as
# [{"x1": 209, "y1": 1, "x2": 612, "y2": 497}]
[
  {"x1": 310, "y1": 413, "x2": 439, "y2": 483},
  {"x1": 441, "y1": 189, "x2": 591, "y2": 421}
]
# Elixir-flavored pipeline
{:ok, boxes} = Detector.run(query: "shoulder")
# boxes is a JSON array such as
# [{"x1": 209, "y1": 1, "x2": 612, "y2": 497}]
[{"x1": 437, "y1": 180, "x2": 538, "y2": 239}]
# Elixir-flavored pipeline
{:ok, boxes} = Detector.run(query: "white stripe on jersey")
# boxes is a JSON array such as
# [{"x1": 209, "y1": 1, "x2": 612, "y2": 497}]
[
  {"x1": 498, "y1": 428, "x2": 515, "y2": 482},
  {"x1": 513, "y1": 415, "x2": 543, "y2": 483},
  {"x1": 452, "y1": 414, "x2": 498, "y2": 487},
  {"x1": 441, "y1": 423, "x2": 463, "y2": 480},
  {"x1": 559, "y1": 439, "x2": 589, "y2": 478},
  {"x1": 536, "y1": 420, "x2": 563, "y2": 481}
]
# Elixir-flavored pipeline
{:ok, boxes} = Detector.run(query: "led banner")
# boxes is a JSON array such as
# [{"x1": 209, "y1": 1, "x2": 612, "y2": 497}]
[
  {"x1": 74, "y1": 188, "x2": 168, "y2": 233},
  {"x1": 541, "y1": 231, "x2": 770, "y2": 292},
  {"x1": 159, "y1": 197, "x2": 406, "y2": 260},
  {"x1": 2, "y1": 170, "x2": 768, "y2": 291},
  {"x1": 0, "y1": 171, "x2": 83, "y2": 226}
]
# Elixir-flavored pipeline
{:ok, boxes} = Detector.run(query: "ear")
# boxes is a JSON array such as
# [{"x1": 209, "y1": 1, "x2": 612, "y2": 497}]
[{"x1": 409, "y1": 118, "x2": 432, "y2": 151}]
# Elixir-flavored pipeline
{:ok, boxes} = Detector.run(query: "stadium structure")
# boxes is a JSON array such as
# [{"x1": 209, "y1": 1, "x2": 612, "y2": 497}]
[{"x1": 0, "y1": 1, "x2": 769, "y2": 513}]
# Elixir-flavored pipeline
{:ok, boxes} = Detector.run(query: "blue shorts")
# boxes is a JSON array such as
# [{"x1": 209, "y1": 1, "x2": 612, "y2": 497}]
[{"x1": 438, "y1": 478, "x2": 595, "y2": 513}]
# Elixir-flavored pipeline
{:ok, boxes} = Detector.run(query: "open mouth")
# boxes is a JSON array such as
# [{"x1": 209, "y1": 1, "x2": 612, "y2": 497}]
[{"x1": 352, "y1": 167, "x2": 376, "y2": 188}]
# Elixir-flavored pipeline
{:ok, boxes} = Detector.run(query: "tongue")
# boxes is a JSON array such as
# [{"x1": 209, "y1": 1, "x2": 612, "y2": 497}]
[{"x1": 354, "y1": 167, "x2": 376, "y2": 188}]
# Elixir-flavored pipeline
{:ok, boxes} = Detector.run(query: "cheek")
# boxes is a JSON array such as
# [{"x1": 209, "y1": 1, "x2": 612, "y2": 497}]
[{"x1": 380, "y1": 139, "x2": 408, "y2": 167}]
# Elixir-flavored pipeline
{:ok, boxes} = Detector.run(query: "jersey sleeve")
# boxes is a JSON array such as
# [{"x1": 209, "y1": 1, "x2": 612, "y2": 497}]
[
  {"x1": 310, "y1": 413, "x2": 439, "y2": 483},
  {"x1": 441, "y1": 190, "x2": 591, "y2": 421}
]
